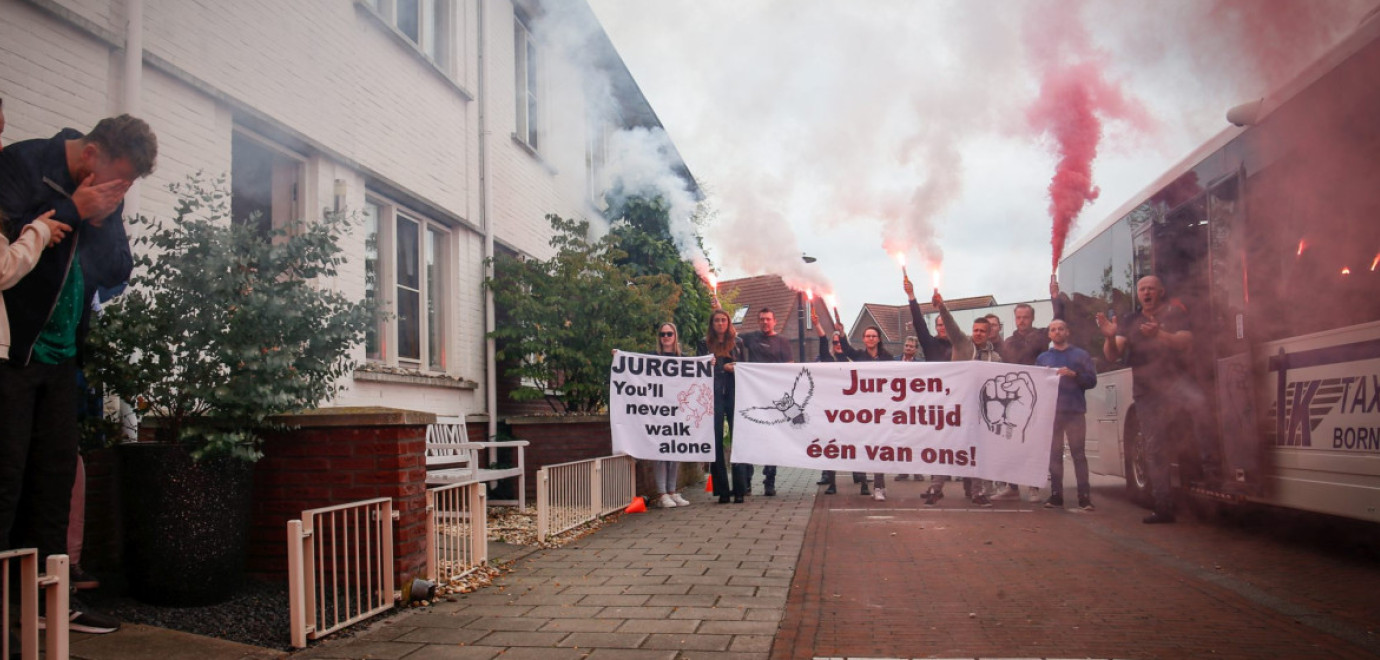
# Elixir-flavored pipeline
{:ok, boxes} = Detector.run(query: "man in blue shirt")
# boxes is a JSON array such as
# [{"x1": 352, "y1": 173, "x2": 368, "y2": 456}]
[{"x1": 1036, "y1": 319, "x2": 1097, "y2": 511}]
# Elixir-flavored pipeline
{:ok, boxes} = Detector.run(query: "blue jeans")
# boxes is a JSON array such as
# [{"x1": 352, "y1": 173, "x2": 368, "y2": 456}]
[{"x1": 1049, "y1": 412, "x2": 1089, "y2": 500}]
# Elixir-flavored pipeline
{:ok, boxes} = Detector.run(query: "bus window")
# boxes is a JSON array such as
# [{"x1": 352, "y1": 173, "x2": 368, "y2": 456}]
[
  {"x1": 1245, "y1": 147, "x2": 1380, "y2": 342},
  {"x1": 1208, "y1": 174, "x2": 1247, "y2": 357},
  {"x1": 1057, "y1": 226, "x2": 1121, "y2": 372}
]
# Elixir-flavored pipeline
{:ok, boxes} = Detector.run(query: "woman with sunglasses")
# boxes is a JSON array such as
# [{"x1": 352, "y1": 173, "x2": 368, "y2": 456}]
[
  {"x1": 648, "y1": 322, "x2": 692, "y2": 508},
  {"x1": 698, "y1": 308, "x2": 747, "y2": 503}
]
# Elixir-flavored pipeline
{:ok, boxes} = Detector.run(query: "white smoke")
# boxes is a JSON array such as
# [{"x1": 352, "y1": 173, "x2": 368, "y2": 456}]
[{"x1": 527, "y1": 4, "x2": 709, "y2": 277}]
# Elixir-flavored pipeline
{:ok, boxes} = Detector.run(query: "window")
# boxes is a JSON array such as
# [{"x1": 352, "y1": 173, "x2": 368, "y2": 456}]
[
  {"x1": 369, "y1": 0, "x2": 453, "y2": 73},
  {"x1": 231, "y1": 131, "x2": 303, "y2": 237},
  {"x1": 363, "y1": 202, "x2": 383, "y2": 360},
  {"x1": 585, "y1": 115, "x2": 609, "y2": 206},
  {"x1": 363, "y1": 196, "x2": 450, "y2": 371},
  {"x1": 514, "y1": 12, "x2": 539, "y2": 150}
]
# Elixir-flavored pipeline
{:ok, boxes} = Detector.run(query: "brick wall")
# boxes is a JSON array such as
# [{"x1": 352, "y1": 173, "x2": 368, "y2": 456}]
[
  {"x1": 503, "y1": 415, "x2": 704, "y2": 503},
  {"x1": 505, "y1": 415, "x2": 611, "y2": 502},
  {"x1": 249, "y1": 408, "x2": 434, "y2": 587}
]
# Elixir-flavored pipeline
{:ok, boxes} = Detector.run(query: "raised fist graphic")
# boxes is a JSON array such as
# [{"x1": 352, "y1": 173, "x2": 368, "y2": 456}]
[{"x1": 980, "y1": 372, "x2": 1038, "y2": 442}]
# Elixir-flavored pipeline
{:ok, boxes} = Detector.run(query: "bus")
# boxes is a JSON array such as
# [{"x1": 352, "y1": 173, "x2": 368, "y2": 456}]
[{"x1": 1056, "y1": 10, "x2": 1380, "y2": 524}]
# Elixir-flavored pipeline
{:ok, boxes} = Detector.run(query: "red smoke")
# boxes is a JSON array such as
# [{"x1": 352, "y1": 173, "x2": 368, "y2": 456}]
[
  {"x1": 1029, "y1": 60, "x2": 1147, "y2": 271},
  {"x1": 1208, "y1": 0, "x2": 1370, "y2": 89}
]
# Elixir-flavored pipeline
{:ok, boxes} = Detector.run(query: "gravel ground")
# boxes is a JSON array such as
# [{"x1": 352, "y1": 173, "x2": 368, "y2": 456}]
[
  {"x1": 77, "y1": 506, "x2": 615, "y2": 650},
  {"x1": 82, "y1": 578, "x2": 293, "y2": 650}
]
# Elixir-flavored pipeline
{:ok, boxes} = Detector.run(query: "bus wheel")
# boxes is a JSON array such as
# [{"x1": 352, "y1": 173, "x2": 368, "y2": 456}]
[{"x1": 1124, "y1": 412, "x2": 1153, "y2": 507}]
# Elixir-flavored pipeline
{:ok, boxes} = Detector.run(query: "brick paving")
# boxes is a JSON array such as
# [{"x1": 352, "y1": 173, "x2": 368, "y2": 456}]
[
  {"x1": 65, "y1": 462, "x2": 1380, "y2": 659},
  {"x1": 301, "y1": 467, "x2": 817, "y2": 659},
  {"x1": 772, "y1": 474, "x2": 1380, "y2": 660}
]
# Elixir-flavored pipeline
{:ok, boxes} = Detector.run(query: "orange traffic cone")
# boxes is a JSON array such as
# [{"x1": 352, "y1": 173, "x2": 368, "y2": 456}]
[
  {"x1": 705, "y1": 475, "x2": 713, "y2": 492},
  {"x1": 624, "y1": 496, "x2": 647, "y2": 514}
]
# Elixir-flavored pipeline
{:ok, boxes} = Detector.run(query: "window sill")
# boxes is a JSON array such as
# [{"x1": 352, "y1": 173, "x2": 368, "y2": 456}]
[
  {"x1": 355, "y1": 1, "x2": 474, "y2": 102},
  {"x1": 355, "y1": 365, "x2": 478, "y2": 390},
  {"x1": 511, "y1": 134, "x2": 558, "y2": 175}
]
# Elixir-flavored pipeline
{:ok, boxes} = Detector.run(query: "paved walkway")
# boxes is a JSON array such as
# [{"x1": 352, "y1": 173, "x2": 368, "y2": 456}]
[{"x1": 300, "y1": 467, "x2": 818, "y2": 659}]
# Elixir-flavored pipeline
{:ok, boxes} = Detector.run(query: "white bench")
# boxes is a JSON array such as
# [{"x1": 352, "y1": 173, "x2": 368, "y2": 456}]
[{"x1": 425, "y1": 417, "x2": 530, "y2": 509}]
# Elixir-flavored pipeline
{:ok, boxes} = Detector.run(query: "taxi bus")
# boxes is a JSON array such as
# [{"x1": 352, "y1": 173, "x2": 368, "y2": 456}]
[{"x1": 1055, "y1": 10, "x2": 1380, "y2": 523}]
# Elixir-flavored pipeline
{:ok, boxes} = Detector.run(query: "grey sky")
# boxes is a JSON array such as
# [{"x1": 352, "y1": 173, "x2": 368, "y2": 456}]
[{"x1": 586, "y1": 0, "x2": 1373, "y2": 316}]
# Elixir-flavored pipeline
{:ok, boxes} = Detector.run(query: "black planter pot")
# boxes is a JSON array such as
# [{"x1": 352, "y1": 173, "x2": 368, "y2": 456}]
[{"x1": 118, "y1": 442, "x2": 254, "y2": 606}]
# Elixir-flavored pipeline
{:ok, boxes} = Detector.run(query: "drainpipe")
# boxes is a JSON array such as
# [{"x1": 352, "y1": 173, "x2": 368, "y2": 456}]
[
  {"x1": 120, "y1": 0, "x2": 143, "y2": 442},
  {"x1": 122, "y1": 0, "x2": 143, "y2": 215},
  {"x1": 479, "y1": 0, "x2": 498, "y2": 441}
]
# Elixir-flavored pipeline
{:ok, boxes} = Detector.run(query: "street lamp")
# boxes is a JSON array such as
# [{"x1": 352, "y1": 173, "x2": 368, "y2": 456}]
[{"x1": 798, "y1": 254, "x2": 815, "y2": 361}]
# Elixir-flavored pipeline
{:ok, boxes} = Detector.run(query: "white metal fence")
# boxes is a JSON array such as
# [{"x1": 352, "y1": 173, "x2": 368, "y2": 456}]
[
  {"x1": 287, "y1": 498, "x2": 396, "y2": 649},
  {"x1": 1, "y1": 549, "x2": 69, "y2": 660},
  {"x1": 426, "y1": 481, "x2": 488, "y2": 585},
  {"x1": 536, "y1": 454, "x2": 637, "y2": 540}
]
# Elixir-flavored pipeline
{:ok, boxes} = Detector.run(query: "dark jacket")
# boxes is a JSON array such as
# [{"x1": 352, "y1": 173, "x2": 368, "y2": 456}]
[
  {"x1": 910, "y1": 299, "x2": 952, "y2": 362},
  {"x1": 837, "y1": 334, "x2": 893, "y2": 362},
  {"x1": 1, "y1": 129, "x2": 133, "y2": 364},
  {"x1": 815, "y1": 335, "x2": 848, "y2": 362},
  {"x1": 740, "y1": 330, "x2": 793, "y2": 364},
  {"x1": 697, "y1": 336, "x2": 745, "y2": 397},
  {"x1": 999, "y1": 327, "x2": 1050, "y2": 365},
  {"x1": 998, "y1": 300, "x2": 1066, "y2": 365}
]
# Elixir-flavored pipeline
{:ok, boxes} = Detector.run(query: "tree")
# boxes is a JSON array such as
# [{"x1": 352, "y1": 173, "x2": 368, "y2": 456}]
[
  {"x1": 85, "y1": 174, "x2": 371, "y2": 461},
  {"x1": 606, "y1": 194, "x2": 714, "y2": 346},
  {"x1": 488, "y1": 214, "x2": 679, "y2": 414}
]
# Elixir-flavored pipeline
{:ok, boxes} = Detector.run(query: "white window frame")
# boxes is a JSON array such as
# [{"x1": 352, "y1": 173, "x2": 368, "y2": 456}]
[
  {"x1": 231, "y1": 129, "x2": 305, "y2": 236},
  {"x1": 514, "y1": 11, "x2": 540, "y2": 151},
  {"x1": 366, "y1": 0, "x2": 455, "y2": 74},
  {"x1": 585, "y1": 113, "x2": 610, "y2": 208},
  {"x1": 363, "y1": 195, "x2": 451, "y2": 373}
]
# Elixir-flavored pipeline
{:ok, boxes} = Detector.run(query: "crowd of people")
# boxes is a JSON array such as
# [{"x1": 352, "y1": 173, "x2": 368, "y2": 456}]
[
  {"x1": 2, "y1": 97, "x2": 158, "y2": 635},
  {"x1": 645, "y1": 268, "x2": 1207, "y2": 527}
]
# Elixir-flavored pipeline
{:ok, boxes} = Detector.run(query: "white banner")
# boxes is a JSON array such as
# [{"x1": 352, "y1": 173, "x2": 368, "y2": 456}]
[
  {"x1": 733, "y1": 361, "x2": 1061, "y2": 485},
  {"x1": 609, "y1": 350, "x2": 716, "y2": 461}
]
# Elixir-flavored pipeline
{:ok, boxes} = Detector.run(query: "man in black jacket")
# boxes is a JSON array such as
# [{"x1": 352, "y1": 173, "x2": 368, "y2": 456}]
[
  {"x1": 739, "y1": 307, "x2": 793, "y2": 496},
  {"x1": 0, "y1": 115, "x2": 155, "y2": 634}
]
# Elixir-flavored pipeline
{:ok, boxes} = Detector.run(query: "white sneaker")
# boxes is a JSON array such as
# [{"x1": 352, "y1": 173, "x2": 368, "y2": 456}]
[
  {"x1": 1027, "y1": 487, "x2": 1043, "y2": 503},
  {"x1": 873, "y1": 488, "x2": 886, "y2": 502},
  {"x1": 658, "y1": 493, "x2": 678, "y2": 508},
  {"x1": 671, "y1": 493, "x2": 690, "y2": 506},
  {"x1": 992, "y1": 488, "x2": 1020, "y2": 501}
]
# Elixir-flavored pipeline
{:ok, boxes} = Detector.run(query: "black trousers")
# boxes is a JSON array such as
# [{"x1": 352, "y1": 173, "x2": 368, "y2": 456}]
[
  {"x1": 0, "y1": 360, "x2": 80, "y2": 560},
  {"x1": 711, "y1": 387, "x2": 749, "y2": 497}
]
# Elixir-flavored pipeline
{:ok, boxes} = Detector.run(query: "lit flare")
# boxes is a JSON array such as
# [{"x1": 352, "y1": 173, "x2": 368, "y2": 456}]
[{"x1": 823, "y1": 293, "x2": 842, "y2": 326}]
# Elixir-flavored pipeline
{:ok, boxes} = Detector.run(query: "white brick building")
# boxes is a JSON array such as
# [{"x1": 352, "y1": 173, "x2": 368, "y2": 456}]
[{"x1": 0, "y1": 0, "x2": 690, "y2": 429}]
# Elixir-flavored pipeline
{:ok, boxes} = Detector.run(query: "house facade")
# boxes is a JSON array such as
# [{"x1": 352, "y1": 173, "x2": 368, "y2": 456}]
[{"x1": 1, "y1": 0, "x2": 689, "y2": 430}]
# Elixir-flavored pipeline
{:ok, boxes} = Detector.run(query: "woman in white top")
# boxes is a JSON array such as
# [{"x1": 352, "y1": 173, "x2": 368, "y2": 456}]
[{"x1": 650, "y1": 322, "x2": 691, "y2": 509}]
